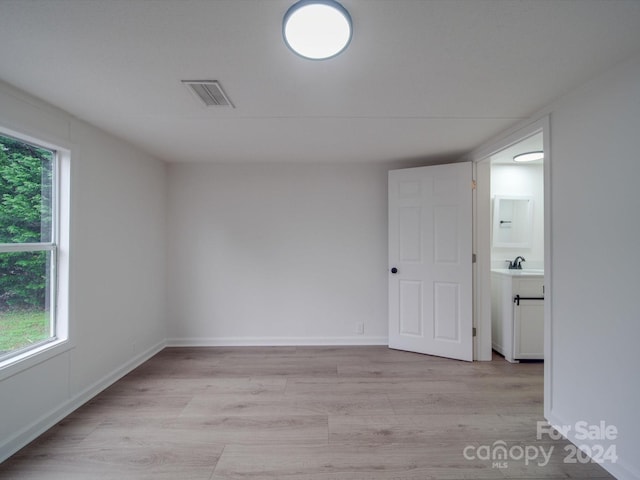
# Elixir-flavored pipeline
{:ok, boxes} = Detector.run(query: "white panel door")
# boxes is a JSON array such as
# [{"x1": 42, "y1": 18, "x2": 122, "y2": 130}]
[{"x1": 388, "y1": 162, "x2": 473, "y2": 361}]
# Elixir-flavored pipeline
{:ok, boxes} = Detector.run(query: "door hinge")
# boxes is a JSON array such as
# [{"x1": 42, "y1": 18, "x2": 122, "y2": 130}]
[
  {"x1": 472, "y1": 253, "x2": 477, "y2": 263},
  {"x1": 471, "y1": 180, "x2": 477, "y2": 190},
  {"x1": 472, "y1": 327, "x2": 477, "y2": 337}
]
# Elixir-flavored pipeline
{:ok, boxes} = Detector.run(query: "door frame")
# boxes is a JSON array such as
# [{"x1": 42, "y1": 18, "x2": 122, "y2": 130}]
[{"x1": 469, "y1": 115, "x2": 552, "y2": 410}]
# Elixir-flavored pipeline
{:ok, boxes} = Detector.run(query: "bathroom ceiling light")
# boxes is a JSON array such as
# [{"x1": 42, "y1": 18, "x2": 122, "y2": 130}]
[
  {"x1": 513, "y1": 151, "x2": 544, "y2": 163},
  {"x1": 283, "y1": 0, "x2": 352, "y2": 60}
]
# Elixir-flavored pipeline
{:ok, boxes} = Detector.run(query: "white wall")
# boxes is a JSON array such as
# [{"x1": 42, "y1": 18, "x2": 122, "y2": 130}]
[
  {"x1": 167, "y1": 162, "x2": 391, "y2": 345},
  {"x1": 491, "y1": 164, "x2": 544, "y2": 268},
  {"x1": 0, "y1": 81, "x2": 167, "y2": 461},
  {"x1": 543, "y1": 53, "x2": 640, "y2": 479}
]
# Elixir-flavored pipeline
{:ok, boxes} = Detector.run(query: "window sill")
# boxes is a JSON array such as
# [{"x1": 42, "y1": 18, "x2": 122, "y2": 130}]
[{"x1": 0, "y1": 338, "x2": 73, "y2": 382}]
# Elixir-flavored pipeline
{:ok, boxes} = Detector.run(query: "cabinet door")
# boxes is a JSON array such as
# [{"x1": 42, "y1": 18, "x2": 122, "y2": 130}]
[{"x1": 513, "y1": 299, "x2": 544, "y2": 360}]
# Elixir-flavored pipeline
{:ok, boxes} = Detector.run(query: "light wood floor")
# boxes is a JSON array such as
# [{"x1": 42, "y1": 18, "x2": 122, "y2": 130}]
[{"x1": 0, "y1": 346, "x2": 614, "y2": 479}]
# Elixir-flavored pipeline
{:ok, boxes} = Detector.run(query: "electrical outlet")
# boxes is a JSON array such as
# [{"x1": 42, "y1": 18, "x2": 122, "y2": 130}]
[{"x1": 356, "y1": 322, "x2": 364, "y2": 335}]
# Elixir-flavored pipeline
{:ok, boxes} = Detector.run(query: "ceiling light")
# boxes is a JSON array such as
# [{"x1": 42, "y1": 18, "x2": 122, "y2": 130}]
[
  {"x1": 283, "y1": 0, "x2": 352, "y2": 60},
  {"x1": 513, "y1": 151, "x2": 544, "y2": 163}
]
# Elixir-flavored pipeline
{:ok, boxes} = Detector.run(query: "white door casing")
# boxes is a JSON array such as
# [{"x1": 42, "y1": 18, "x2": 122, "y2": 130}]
[{"x1": 388, "y1": 163, "x2": 473, "y2": 361}]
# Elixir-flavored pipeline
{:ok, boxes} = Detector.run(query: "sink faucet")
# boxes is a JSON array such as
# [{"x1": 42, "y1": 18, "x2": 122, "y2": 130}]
[{"x1": 508, "y1": 256, "x2": 526, "y2": 270}]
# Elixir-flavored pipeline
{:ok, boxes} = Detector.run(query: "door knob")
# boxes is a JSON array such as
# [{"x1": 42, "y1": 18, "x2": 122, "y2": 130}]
[{"x1": 390, "y1": 267, "x2": 399, "y2": 274}]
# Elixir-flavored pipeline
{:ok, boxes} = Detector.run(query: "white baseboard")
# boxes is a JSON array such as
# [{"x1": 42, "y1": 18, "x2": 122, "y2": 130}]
[
  {"x1": 545, "y1": 410, "x2": 638, "y2": 480},
  {"x1": 0, "y1": 340, "x2": 166, "y2": 463},
  {"x1": 166, "y1": 336, "x2": 388, "y2": 347}
]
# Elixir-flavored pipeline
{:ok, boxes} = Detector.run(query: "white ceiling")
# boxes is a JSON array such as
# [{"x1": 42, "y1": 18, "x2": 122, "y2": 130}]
[{"x1": 0, "y1": 0, "x2": 639, "y2": 164}]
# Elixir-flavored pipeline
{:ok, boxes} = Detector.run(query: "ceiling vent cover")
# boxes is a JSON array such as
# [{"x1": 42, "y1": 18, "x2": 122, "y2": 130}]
[{"x1": 182, "y1": 80, "x2": 234, "y2": 108}]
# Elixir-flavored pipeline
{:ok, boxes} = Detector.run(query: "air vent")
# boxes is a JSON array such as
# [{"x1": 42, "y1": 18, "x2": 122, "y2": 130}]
[{"x1": 182, "y1": 80, "x2": 234, "y2": 108}]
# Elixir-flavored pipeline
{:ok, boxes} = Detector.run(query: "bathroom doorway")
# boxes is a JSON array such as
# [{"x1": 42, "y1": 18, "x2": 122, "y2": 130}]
[
  {"x1": 488, "y1": 132, "x2": 544, "y2": 363},
  {"x1": 473, "y1": 116, "x2": 551, "y2": 373}
]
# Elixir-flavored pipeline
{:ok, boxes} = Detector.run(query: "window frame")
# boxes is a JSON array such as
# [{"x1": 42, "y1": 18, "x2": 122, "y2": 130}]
[{"x1": 0, "y1": 127, "x2": 70, "y2": 379}]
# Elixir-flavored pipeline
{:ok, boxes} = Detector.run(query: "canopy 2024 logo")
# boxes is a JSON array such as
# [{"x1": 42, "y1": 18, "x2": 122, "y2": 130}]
[{"x1": 463, "y1": 421, "x2": 618, "y2": 469}]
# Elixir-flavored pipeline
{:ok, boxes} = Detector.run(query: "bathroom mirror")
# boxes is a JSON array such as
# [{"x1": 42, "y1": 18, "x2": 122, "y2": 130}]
[{"x1": 492, "y1": 196, "x2": 533, "y2": 248}]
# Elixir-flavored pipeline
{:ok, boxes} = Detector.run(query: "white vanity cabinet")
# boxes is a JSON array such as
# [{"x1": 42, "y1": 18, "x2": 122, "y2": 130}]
[{"x1": 491, "y1": 270, "x2": 544, "y2": 362}]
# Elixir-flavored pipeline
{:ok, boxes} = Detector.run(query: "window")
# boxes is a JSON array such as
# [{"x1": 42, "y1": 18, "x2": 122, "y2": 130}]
[{"x1": 0, "y1": 133, "x2": 59, "y2": 362}]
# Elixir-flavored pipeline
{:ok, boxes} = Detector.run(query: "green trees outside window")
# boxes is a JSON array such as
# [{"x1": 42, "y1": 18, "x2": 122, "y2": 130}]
[{"x1": 0, "y1": 134, "x2": 55, "y2": 354}]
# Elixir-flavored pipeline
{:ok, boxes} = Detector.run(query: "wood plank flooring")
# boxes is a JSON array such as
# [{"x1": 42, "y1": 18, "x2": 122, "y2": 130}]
[{"x1": 0, "y1": 346, "x2": 615, "y2": 479}]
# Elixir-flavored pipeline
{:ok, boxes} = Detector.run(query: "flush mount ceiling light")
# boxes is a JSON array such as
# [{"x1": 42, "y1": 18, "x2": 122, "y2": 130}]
[
  {"x1": 513, "y1": 151, "x2": 544, "y2": 163},
  {"x1": 283, "y1": 0, "x2": 352, "y2": 60}
]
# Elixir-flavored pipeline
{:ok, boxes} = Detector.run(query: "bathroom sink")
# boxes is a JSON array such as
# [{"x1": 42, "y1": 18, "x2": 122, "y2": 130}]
[{"x1": 492, "y1": 268, "x2": 544, "y2": 276}]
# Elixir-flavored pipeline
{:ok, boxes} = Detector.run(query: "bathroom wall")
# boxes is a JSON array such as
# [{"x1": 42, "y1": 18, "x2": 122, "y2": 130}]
[{"x1": 490, "y1": 164, "x2": 544, "y2": 269}]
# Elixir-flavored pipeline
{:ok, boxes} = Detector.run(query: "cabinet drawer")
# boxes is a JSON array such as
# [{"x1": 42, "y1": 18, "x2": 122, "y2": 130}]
[{"x1": 514, "y1": 278, "x2": 544, "y2": 297}]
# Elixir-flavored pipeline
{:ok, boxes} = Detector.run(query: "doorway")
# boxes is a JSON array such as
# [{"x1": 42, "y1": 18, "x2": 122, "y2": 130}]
[
  {"x1": 488, "y1": 132, "x2": 545, "y2": 362},
  {"x1": 472, "y1": 116, "x2": 551, "y2": 400}
]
